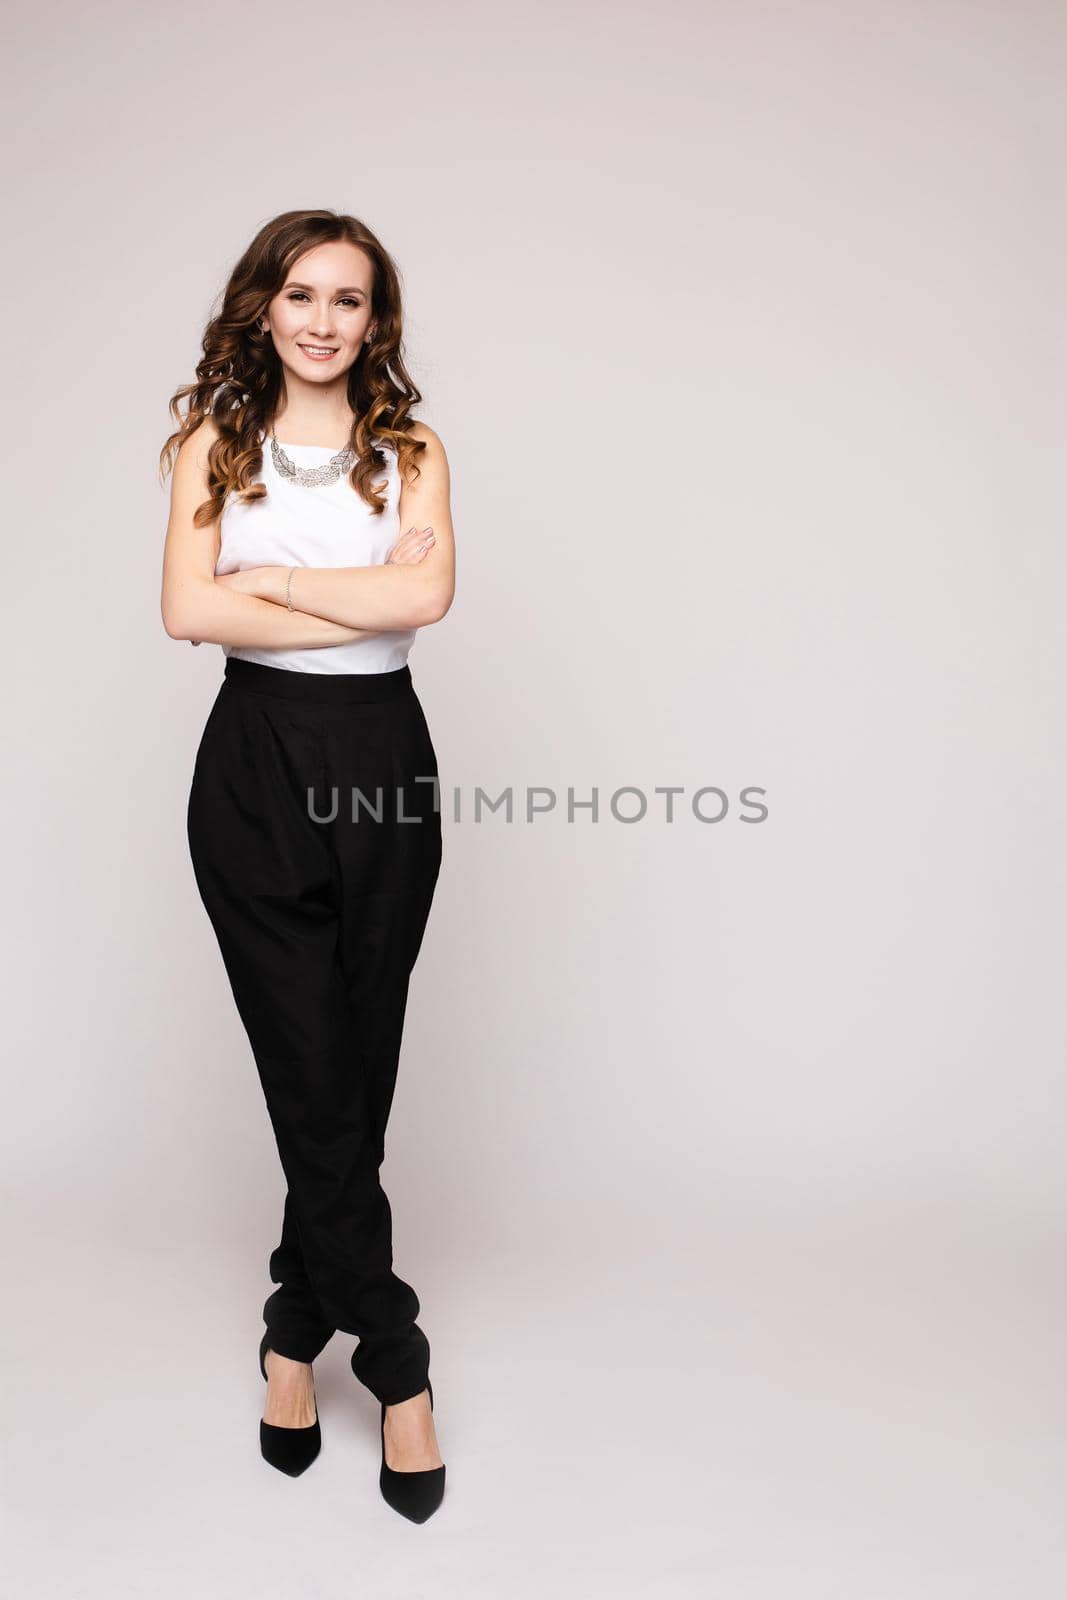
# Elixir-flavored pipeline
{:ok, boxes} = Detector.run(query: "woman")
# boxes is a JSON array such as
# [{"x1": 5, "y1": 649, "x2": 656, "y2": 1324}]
[{"x1": 159, "y1": 209, "x2": 454, "y2": 1523}]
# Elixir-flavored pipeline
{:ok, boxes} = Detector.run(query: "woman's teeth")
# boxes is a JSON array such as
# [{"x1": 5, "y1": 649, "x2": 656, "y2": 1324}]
[{"x1": 299, "y1": 345, "x2": 339, "y2": 360}]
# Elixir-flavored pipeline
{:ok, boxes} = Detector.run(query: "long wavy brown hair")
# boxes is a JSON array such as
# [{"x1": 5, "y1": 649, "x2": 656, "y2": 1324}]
[{"x1": 159, "y1": 209, "x2": 426, "y2": 524}]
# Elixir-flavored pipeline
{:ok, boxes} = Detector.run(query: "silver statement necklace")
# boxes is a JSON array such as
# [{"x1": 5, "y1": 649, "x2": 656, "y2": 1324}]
[{"x1": 269, "y1": 432, "x2": 356, "y2": 488}]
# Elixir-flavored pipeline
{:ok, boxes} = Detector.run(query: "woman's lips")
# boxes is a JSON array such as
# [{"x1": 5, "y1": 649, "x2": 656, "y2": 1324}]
[{"x1": 298, "y1": 344, "x2": 339, "y2": 361}]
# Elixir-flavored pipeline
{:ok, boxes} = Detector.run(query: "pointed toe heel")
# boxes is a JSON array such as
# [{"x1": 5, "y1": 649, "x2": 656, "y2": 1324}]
[
  {"x1": 379, "y1": 1377, "x2": 446, "y2": 1523},
  {"x1": 259, "y1": 1331, "x2": 321, "y2": 1477}
]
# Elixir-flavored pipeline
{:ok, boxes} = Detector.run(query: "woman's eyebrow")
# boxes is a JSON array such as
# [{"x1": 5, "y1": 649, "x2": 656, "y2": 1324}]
[{"x1": 284, "y1": 281, "x2": 367, "y2": 294}]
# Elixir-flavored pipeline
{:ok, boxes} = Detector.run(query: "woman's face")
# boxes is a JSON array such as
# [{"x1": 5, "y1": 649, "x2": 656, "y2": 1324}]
[{"x1": 262, "y1": 240, "x2": 376, "y2": 385}]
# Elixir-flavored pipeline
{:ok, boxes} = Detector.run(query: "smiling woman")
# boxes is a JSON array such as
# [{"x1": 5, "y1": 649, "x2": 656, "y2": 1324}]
[{"x1": 158, "y1": 209, "x2": 452, "y2": 1521}]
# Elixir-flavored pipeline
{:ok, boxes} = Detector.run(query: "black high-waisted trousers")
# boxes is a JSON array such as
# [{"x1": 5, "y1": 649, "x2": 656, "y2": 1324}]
[{"x1": 186, "y1": 656, "x2": 442, "y2": 1406}]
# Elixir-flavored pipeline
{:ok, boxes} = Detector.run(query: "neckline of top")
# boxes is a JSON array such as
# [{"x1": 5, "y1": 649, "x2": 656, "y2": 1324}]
[
  {"x1": 263, "y1": 430, "x2": 393, "y2": 454},
  {"x1": 273, "y1": 441, "x2": 341, "y2": 453}
]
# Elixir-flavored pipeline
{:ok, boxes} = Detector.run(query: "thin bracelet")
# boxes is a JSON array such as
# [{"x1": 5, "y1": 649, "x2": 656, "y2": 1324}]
[{"x1": 286, "y1": 567, "x2": 295, "y2": 611}]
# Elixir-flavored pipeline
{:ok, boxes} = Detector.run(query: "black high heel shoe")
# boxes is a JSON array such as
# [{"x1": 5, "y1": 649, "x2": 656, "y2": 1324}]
[
  {"x1": 379, "y1": 1379, "x2": 446, "y2": 1523},
  {"x1": 259, "y1": 1331, "x2": 321, "y2": 1476}
]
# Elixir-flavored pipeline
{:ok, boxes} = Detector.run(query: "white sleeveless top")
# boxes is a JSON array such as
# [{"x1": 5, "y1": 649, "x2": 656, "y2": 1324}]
[{"x1": 215, "y1": 429, "x2": 416, "y2": 674}]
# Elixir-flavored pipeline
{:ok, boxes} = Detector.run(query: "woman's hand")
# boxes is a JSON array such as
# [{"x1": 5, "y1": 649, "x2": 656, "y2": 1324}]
[{"x1": 386, "y1": 525, "x2": 435, "y2": 565}]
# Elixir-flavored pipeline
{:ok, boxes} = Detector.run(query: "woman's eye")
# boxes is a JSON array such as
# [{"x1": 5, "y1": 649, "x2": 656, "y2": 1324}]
[{"x1": 287, "y1": 292, "x2": 362, "y2": 307}]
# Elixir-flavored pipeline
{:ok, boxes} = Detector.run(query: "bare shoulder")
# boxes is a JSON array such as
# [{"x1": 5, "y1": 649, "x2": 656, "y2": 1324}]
[
  {"x1": 408, "y1": 418, "x2": 443, "y2": 446},
  {"x1": 175, "y1": 414, "x2": 221, "y2": 481},
  {"x1": 407, "y1": 419, "x2": 448, "y2": 460},
  {"x1": 400, "y1": 419, "x2": 449, "y2": 485}
]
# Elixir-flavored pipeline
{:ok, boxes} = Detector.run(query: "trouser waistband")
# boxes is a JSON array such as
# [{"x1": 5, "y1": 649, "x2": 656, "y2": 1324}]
[{"x1": 223, "y1": 657, "x2": 414, "y2": 704}]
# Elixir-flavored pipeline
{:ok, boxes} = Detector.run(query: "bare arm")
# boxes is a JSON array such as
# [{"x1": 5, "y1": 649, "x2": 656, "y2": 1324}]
[
  {"x1": 232, "y1": 423, "x2": 457, "y2": 631},
  {"x1": 160, "y1": 419, "x2": 381, "y2": 648}
]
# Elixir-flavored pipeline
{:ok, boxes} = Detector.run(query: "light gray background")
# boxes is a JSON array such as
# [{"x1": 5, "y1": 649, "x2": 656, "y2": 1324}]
[{"x1": 4, "y1": 1, "x2": 1064, "y2": 1595}]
